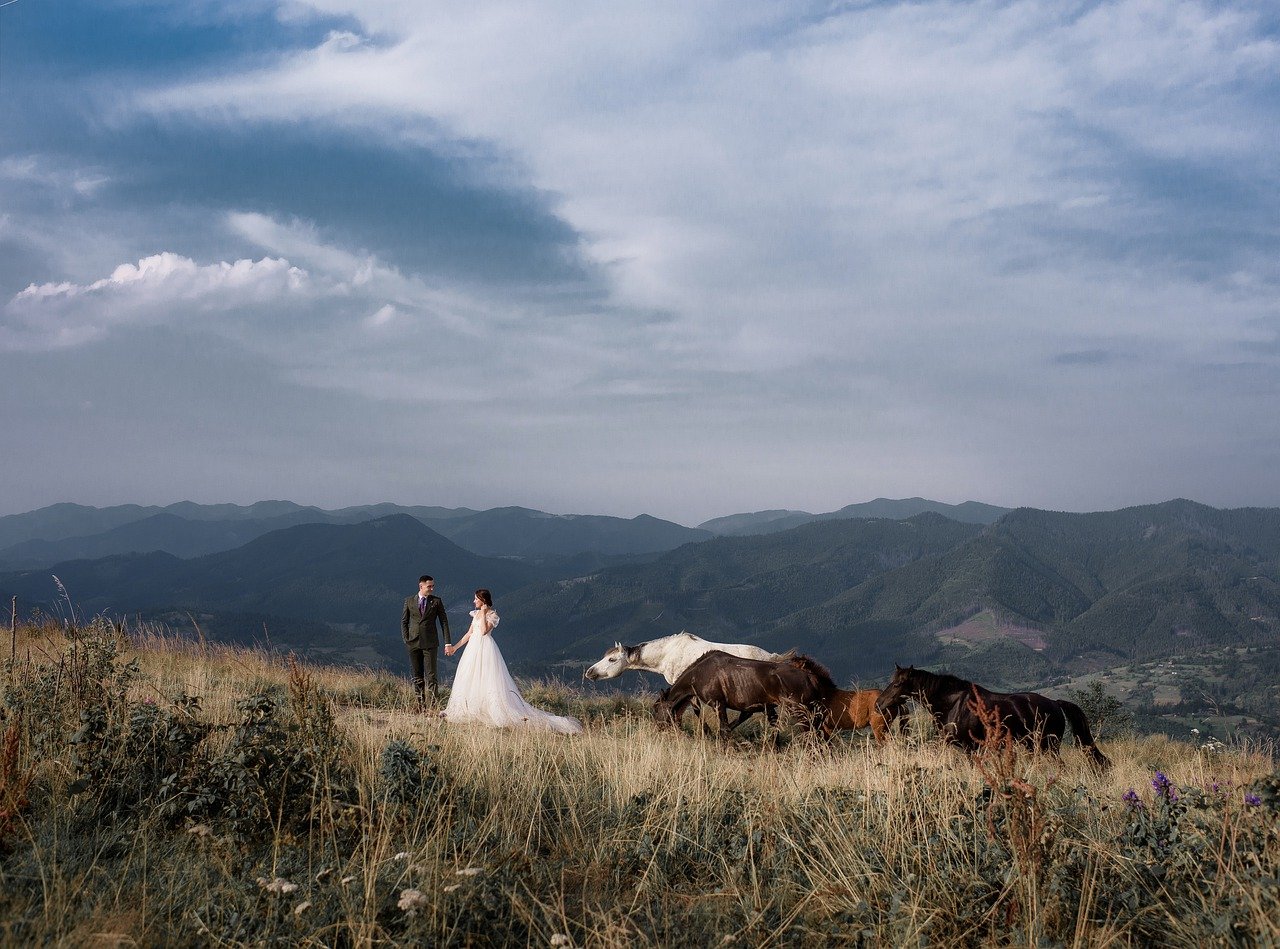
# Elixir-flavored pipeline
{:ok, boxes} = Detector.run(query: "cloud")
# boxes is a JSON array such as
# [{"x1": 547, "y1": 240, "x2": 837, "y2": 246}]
[
  {"x1": 131, "y1": 1, "x2": 1280, "y2": 359},
  {"x1": 3, "y1": 0, "x2": 1280, "y2": 520},
  {"x1": 3, "y1": 252, "x2": 309, "y2": 350},
  {"x1": 1052, "y1": 349, "x2": 1116, "y2": 366}
]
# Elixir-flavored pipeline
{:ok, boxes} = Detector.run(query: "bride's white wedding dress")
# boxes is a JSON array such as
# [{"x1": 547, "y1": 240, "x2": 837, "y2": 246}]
[{"x1": 443, "y1": 610, "x2": 583, "y2": 734}]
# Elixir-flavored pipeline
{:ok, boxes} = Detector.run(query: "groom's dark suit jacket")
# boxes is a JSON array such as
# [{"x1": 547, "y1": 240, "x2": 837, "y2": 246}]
[{"x1": 402, "y1": 594, "x2": 451, "y2": 649}]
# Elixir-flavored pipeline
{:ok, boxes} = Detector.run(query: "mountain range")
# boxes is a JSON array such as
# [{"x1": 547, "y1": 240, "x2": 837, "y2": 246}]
[
  {"x1": 510, "y1": 499, "x2": 1280, "y2": 686},
  {"x1": 0, "y1": 497, "x2": 1006, "y2": 568},
  {"x1": 696, "y1": 497, "x2": 1010, "y2": 536},
  {"x1": 0, "y1": 501, "x2": 710, "y2": 568},
  {"x1": 4, "y1": 498, "x2": 1278, "y2": 707}
]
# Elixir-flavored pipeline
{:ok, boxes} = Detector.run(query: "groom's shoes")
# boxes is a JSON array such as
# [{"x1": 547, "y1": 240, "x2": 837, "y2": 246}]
[{"x1": 417, "y1": 692, "x2": 442, "y2": 714}]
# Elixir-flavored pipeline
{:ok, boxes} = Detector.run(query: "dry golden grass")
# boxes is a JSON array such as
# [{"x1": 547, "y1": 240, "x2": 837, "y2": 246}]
[{"x1": 1, "y1": 619, "x2": 1276, "y2": 947}]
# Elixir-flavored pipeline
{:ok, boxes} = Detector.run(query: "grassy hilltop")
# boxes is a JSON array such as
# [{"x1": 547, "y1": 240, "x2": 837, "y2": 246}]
[{"x1": 1, "y1": 619, "x2": 1277, "y2": 947}]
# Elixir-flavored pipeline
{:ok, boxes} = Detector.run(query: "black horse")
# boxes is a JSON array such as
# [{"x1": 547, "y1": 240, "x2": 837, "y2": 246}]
[{"x1": 875, "y1": 665, "x2": 1111, "y2": 769}]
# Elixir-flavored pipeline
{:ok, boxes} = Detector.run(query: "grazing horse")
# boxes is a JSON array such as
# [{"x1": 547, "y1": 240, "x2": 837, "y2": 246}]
[
  {"x1": 875, "y1": 665, "x2": 1111, "y2": 769},
  {"x1": 584, "y1": 631, "x2": 777, "y2": 685},
  {"x1": 827, "y1": 689, "x2": 888, "y2": 742},
  {"x1": 653, "y1": 650, "x2": 834, "y2": 737}
]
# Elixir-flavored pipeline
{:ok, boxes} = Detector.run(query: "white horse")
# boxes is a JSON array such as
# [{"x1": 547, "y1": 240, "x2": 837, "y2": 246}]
[{"x1": 583, "y1": 631, "x2": 778, "y2": 685}]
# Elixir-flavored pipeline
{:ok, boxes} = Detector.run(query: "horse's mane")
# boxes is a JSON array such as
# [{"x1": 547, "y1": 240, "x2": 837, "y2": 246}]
[
  {"x1": 906, "y1": 667, "x2": 973, "y2": 693},
  {"x1": 784, "y1": 653, "x2": 837, "y2": 691}
]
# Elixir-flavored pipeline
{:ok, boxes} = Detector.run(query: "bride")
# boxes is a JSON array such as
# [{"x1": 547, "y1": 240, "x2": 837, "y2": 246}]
[{"x1": 442, "y1": 589, "x2": 583, "y2": 734}]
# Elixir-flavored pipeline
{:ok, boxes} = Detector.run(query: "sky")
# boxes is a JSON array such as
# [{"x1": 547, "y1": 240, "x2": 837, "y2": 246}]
[{"x1": 2, "y1": 0, "x2": 1278, "y2": 526}]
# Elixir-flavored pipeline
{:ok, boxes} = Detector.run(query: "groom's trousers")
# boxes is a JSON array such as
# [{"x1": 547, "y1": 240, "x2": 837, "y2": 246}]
[{"x1": 407, "y1": 644, "x2": 438, "y2": 703}]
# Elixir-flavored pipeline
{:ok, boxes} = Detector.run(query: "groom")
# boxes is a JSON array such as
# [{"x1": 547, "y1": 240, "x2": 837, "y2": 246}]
[{"x1": 402, "y1": 575, "x2": 451, "y2": 705}]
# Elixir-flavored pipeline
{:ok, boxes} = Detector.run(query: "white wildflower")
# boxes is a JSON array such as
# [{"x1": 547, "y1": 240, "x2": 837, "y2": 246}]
[
  {"x1": 294, "y1": 901, "x2": 312, "y2": 917},
  {"x1": 443, "y1": 884, "x2": 462, "y2": 893},
  {"x1": 398, "y1": 888, "x2": 429, "y2": 915},
  {"x1": 393, "y1": 851, "x2": 411, "y2": 861},
  {"x1": 258, "y1": 877, "x2": 298, "y2": 895},
  {"x1": 550, "y1": 935, "x2": 573, "y2": 948},
  {"x1": 456, "y1": 866, "x2": 482, "y2": 876},
  {"x1": 186, "y1": 823, "x2": 213, "y2": 838},
  {"x1": 341, "y1": 875, "x2": 357, "y2": 886}
]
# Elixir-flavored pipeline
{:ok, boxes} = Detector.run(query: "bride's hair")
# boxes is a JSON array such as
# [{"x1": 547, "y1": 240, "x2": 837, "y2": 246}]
[{"x1": 474, "y1": 588, "x2": 493, "y2": 607}]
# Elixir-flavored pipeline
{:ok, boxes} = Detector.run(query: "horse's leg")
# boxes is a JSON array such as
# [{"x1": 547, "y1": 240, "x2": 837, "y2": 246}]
[
  {"x1": 820, "y1": 705, "x2": 837, "y2": 740},
  {"x1": 692, "y1": 698, "x2": 708, "y2": 738},
  {"x1": 672, "y1": 695, "x2": 695, "y2": 731},
  {"x1": 870, "y1": 709, "x2": 887, "y2": 743},
  {"x1": 716, "y1": 703, "x2": 731, "y2": 739}
]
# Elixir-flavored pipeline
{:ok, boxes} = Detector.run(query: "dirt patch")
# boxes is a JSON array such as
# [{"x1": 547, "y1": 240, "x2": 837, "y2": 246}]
[{"x1": 935, "y1": 610, "x2": 1048, "y2": 651}]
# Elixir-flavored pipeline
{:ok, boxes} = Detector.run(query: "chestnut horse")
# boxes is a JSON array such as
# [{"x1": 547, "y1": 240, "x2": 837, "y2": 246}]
[{"x1": 827, "y1": 689, "x2": 888, "y2": 742}]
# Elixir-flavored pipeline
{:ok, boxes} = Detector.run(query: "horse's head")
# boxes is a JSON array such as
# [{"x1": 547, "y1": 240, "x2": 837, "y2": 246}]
[
  {"x1": 874, "y1": 664, "x2": 917, "y2": 717},
  {"x1": 584, "y1": 642, "x2": 631, "y2": 681},
  {"x1": 652, "y1": 688, "x2": 678, "y2": 727}
]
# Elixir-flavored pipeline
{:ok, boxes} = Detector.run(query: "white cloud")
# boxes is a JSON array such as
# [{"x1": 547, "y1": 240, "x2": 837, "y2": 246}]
[
  {"x1": 15, "y1": 252, "x2": 306, "y2": 302},
  {"x1": 365, "y1": 303, "x2": 399, "y2": 327},
  {"x1": 3, "y1": 252, "x2": 309, "y2": 350},
  {"x1": 5, "y1": 0, "x2": 1280, "y2": 518},
  {"x1": 0, "y1": 155, "x2": 111, "y2": 200},
  {"x1": 134, "y1": 1, "x2": 1280, "y2": 360}
]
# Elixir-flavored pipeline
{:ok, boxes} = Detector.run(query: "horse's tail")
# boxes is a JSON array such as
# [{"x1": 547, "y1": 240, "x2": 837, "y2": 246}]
[{"x1": 1059, "y1": 700, "x2": 1111, "y2": 771}]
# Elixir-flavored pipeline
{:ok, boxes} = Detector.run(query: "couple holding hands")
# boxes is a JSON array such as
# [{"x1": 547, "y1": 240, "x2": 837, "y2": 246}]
[{"x1": 402, "y1": 575, "x2": 582, "y2": 734}]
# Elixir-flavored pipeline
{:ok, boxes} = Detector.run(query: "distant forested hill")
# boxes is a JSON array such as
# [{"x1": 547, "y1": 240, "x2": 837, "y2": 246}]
[
  {"x1": 5, "y1": 500, "x2": 1278, "y2": 702},
  {"x1": 434, "y1": 507, "x2": 711, "y2": 557},
  {"x1": 0, "y1": 501, "x2": 706, "y2": 565},
  {"x1": 1, "y1": 515, "x2": 539, "y2": 636},
  {"x1": 499, "y1": 513, "x2": 984, "y2": 666},
  {"x1": 505, "y1": 500, "x2": 1280, "y2": 688},
  {"x1": 698, "y1": 497, "x2": 1009, "y2": 536}
]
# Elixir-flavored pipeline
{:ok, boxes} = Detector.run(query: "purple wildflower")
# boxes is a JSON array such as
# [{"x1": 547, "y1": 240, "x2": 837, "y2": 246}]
[
  {"x1": 1122, "y1": 788, "x2": 1143, "y2": 810},
  {"x1": 1244, "y1": 793, "x2": 1262, "y2": 807},
  {"x1": 1152, "y1": 771, "x2": 1178, "y2": 803}
]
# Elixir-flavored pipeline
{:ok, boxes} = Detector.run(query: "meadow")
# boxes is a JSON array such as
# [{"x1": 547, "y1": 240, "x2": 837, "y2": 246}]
[{"x1": 1, "y1": 619, "x2": 1277, "y2": 947}]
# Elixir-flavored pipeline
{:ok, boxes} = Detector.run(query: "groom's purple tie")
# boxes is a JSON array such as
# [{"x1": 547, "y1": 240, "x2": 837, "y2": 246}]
[{"x1": 419, "y1": 597, "x2": 426, "y2": 617}]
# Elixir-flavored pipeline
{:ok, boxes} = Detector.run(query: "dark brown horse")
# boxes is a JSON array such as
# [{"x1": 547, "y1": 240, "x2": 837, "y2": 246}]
[
  {"x1": 875, "y1": 665, "x2": 1110, "y2": 769},
  {"x1": 654, "y1": 650, "x2": 835, "y2": 736}
]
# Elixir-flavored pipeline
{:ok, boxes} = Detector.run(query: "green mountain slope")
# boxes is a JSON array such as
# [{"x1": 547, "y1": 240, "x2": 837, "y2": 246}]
[
  {"x1": 698, "y1": 497, "x2": 1009, "y2": 535},
  {"x1": 3, "y1": 515, "x2": 541, "y2": 633},
  {"x1": 499, "y1": 513, "x2": 983, "y2": 664},
  {"x1": 757, "y1": 500, "x2": 1280, "y2": 684},
  {"x1": 0, "y1": 511, "x2": 347, "y2": 568},
  {"x1": 0, "y1": 501, "x2": 702, "y2": 564},
  {"x1": 6, "y1": 500, "x2": 1279, "y2": 699},
  {"x1": 431, "y1": 507, "x2": 712, "y2": 557}
]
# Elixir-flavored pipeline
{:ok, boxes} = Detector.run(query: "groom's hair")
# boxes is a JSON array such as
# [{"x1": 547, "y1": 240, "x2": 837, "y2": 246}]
[{"x1": 419, "y1": 575, "x2": 433, "y2": 584}]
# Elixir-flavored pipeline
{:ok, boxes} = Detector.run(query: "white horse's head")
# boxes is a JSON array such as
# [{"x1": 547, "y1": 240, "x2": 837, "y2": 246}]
[{"x1": 584, "y1": 642, "x2": 633, "y2": 681}]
